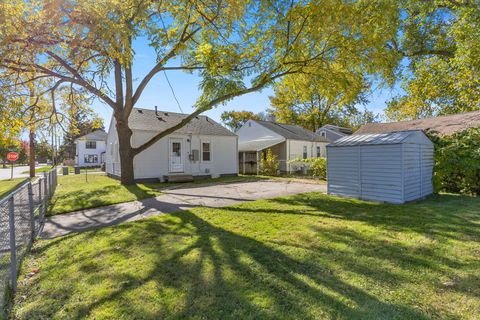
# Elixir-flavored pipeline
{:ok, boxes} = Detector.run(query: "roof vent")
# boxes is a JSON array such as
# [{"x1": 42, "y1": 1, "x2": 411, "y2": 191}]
[
  {"x1": 155, "y1": 105, "x2": 159, "y2": 116},
  {"x1": 138, "y1": 109, "x2": 143, "y2": 114},
  {"x1": 164, "y1": 112, "x2": 169, "y2": 116},
  {"x1": 157, "y1": 117, "x2": 165, "y2": 121}
]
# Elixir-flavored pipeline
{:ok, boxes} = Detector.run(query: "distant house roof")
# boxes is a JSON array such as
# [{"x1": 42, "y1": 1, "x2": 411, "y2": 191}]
[
  {"x1": 128, "y1": 108, "x2": 236, "y2": 136},
  {"x1": 253, "y1": 120, "x2": 329, "y2": 142},
  {"x1": 75, "y1": 130, "x2": 107, "y2": 141},
  {"x1": 355, "y1": 110, "x2": 480, "y2": 136},
  {"x1": 328, "y1": 130, "x2": 427, "y2": 147},
  {"x1": 320, "y1": 124, "x2": 353, "y2": 135}
]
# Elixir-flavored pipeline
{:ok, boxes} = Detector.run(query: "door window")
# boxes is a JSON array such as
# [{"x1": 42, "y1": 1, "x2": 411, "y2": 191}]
[{"x1": 172, "y1": 142, "x2": 181, "y2": 157}]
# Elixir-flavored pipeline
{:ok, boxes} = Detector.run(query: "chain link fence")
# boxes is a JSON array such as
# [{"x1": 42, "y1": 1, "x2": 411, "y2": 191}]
[{"x1": 0, "y1": 168, "x2": 57, "y2": 312}]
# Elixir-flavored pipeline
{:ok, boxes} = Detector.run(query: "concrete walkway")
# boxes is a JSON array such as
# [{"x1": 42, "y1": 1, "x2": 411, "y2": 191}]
[{"x1": 41, "y1": 180, "x2": 326, "y2": 238}]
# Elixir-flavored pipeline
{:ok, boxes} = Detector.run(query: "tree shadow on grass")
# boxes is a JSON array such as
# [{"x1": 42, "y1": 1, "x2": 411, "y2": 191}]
[{"x1": 17, "y1": 208, "x2": 438, "y2": 319}]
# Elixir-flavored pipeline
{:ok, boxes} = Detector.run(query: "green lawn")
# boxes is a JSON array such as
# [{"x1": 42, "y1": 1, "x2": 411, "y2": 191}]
[
  {"x1": 48, "y1": 174, "x2": 163, "y2": 216},
  {"x1": 12, "y1": 193, "x2": 480, "y2": 319},
  {"x1": 20, "y1": 166, "x2": 53, "y2": 174},
  {"x1": 0, "y1": 178, "x2": 27, "y2": 199}
]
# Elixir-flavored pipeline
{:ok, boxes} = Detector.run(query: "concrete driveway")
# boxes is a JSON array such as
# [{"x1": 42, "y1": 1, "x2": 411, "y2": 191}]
[{"x1": 41, "y1": 180, "x2": 326, "y2": 238}]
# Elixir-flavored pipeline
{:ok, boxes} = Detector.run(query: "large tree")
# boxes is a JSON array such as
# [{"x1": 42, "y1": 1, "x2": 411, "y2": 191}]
[
  {"x1": 385, "y1": 0, "x2": 480, "y2": 120},
  {"x1": 1, "y1": 0, "x2": 399, "y2": 184},
  {"x1": 220, "y1": 110, "x2": 263, "y2": 132}
]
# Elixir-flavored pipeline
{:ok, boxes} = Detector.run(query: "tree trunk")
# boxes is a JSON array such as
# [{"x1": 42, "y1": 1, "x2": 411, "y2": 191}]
[{"x1": 115, "y1": 118, "x2": 135, "y2": 185}]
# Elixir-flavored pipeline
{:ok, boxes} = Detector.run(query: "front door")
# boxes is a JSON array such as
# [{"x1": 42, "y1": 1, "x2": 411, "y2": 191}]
[{"x1": 169, "y1": 138, "x2": 184, "y2": 172}]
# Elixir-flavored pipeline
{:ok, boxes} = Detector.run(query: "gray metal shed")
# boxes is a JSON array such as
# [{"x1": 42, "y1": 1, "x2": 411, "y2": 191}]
[{"x1": 326, "y1": 130, "x2": 434, "y2": 204}]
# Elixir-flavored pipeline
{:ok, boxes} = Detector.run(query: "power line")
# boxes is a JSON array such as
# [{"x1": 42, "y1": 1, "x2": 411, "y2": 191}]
[{"x1": 163, "y1": 70, "x2": 184, "y2": 114}]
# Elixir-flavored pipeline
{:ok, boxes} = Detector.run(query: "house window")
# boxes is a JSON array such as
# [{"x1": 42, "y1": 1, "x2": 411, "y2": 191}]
[
  {"x1": 202, "y1": 142, "x2": 211, "y2": 161},
  {"x1": 321, "y1": 131, "x2": 326, "y2": 137},
  {"x1": 86, "y1": 141, "x2": 96, "y2": 149},
  {"x1": 316, "y1": 146, "x2": 322, "y2": 158},
  {"x1": 84, "y1": 154, "x2": 98, "y2": 163},
  {"x1": 303, "y1": 146, "x2": 308, "y2": 159}
]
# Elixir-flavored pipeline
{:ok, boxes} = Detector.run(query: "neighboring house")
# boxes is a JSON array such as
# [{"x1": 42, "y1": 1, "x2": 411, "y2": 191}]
[
  {"x1": 74, "y1": 130, "x2": 107, "y2": 167},
  {"x1": 105, "y1": 108, "x2": 238, "y2": 182},
  {"x1": 355, "y1": 110, "x2": 480, "y2": 136},
  {"x1": 316, "y1": 124, "x2": 352, "y2": 142},
  {"x1": 237, "y1": 119, "x2": 329, "y2": 174}
]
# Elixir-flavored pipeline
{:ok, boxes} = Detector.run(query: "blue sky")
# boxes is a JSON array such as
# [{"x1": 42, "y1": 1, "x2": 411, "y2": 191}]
[{"x1": 93, "y1": 39, "x2": 400, "y2": 128}]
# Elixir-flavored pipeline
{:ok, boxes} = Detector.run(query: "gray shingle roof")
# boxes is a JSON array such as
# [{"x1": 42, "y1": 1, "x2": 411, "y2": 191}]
[
  {"x1": 355, "y1": 110, "x2": 480, "y2": 136},
  {"x1": 328, "y1": 130, "x2": 420, "y2": 147},
  {"x1": 254, "y1": 120, "x2": 329, "y2": 142},
  {"x1": 128, "y1": 108, "x2": 236, "y2": 136},
  {"x1": 76, "y1": 130, "x2": 107, "y2": 141}
]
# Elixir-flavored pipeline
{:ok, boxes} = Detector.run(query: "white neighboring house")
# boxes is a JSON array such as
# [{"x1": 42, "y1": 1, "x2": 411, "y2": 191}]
[
  {"x1": 74, "y1": 130, "x2": 107, "y2": 167},
  {"x1": 237, "y1": 119, "x2": 329, "y2": 174},
  {"x1": 105, "y1": 108, "x2": 238, "y2": 182},
  {"x1": 316, "y1": 124, "x2": 352, "y2": 142}
]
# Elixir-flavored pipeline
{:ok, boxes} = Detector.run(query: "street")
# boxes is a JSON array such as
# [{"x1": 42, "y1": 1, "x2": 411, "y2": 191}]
[{"x1": 0, "y1": 164, "x2": 48, "y2": 180}]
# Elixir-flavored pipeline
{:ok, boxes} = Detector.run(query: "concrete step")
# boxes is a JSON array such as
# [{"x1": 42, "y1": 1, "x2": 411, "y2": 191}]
[{"x1": 163, "y1": 174, "x2": 194, "y2": 183}]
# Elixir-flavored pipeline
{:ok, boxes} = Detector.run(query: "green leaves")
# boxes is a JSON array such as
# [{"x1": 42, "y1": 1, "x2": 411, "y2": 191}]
[{"x1": 429, "y1": 128, "x2": 480, "y2": 195}]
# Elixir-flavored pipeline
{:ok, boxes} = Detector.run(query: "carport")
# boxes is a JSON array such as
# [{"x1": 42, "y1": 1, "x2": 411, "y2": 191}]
[{"x1": 238, "y1": 138, "x2": 285, "y2": 174}]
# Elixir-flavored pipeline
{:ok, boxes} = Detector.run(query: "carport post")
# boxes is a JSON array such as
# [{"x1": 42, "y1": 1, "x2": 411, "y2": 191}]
[
  {"x1": 242, "y1": 152, "x2": 246, "y2": 175},
  {"x1": 256, "y1": 151, "x2": 260, "y2": 175}
]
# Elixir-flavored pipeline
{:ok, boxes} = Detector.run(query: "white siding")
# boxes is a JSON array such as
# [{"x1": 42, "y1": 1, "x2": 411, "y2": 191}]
[{"x1": 75, "y1": 140, "x2": 106, "y2": 167}]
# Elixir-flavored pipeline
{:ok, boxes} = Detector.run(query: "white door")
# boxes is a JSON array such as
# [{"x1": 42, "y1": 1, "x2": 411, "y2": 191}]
[{"x1": 169, "y1": 138, "x2": 184, "y2": 172}]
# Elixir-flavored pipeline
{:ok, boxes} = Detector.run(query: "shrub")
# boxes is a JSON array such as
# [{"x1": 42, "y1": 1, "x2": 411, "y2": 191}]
[
  {"x1": 287, "y1": 157, "x2": 326, "y2": 178},
  {"x1": 428, "y1": 127, "x2": 480, "y2": 195},
  {"x1": 259, "y1": 149, "x2": 279, "y2": 176}
]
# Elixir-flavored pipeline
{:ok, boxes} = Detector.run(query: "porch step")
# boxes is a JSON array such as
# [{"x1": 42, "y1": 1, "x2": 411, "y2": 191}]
[{"x1": 163, "y1": 174, "x2": 194, "y2": 183}]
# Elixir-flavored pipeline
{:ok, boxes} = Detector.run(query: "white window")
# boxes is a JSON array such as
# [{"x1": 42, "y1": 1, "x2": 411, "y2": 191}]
[
  {"x1": 84, "y1": 154, "x2": 98, "y2": 163},
  {"x1": 303, "y1": 146, "x2": 307, "y2": 159},
  {"x1": 86, "y1": 141, "x2": 96, "y2": 149},
  {"x1": 321, "y1": 131, "x2": 326, "y2": 137},
  {"x1": 316, "y1": 146, "x2": 321, "y2": 158},
  {"x1": 202, "y1": 142, "x2": 211, "y2": 161}
]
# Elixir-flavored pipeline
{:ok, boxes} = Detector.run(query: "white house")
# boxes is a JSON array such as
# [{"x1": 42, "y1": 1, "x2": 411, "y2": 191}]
[
  {"x1": 316, "y1": 124, "x2": 352, "y2": 142},
  {"x1": 237, "y1": 119, "x2": 329, "y2": 174},
  {"x1": 105, "y1": 108, "x2": 238, "y2": 182},
  {"x1": 74, "y1": 130, "x2": 107, "y2": 167}
]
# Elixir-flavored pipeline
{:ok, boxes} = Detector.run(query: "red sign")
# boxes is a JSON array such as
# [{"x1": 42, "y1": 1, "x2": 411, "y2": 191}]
[{"x1": 6, "y1": 152, "x2": 19, "y2": 162}]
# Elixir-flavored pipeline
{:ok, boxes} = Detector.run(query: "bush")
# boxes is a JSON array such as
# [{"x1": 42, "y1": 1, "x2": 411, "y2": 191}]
[
  {"x1": 259, "y1": 149, "x2": 279, "y2": 176},
  {"x1": 287, "y1": 157, "x2": 326, "y2": 179},
  {"x1": 428, "y1": 127, "x2": 480, "y2": 195}
]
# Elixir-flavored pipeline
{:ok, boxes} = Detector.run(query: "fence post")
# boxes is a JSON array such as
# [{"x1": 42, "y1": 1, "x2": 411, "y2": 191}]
[
  {"x1": 8, "y1": 197, "x2": 18, "y2": 292},
  {"x1": 28, "y1": 182, "x2": 35, "y2": 241},
  {"x1": 43, "y1": 172, "x2": 48, "y2": 198}
]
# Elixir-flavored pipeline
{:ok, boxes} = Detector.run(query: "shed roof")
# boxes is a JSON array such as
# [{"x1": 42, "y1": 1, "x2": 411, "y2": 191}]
[
  {"x1": 328, "y1": 130, "x2": 427, "y2": 147},
  {"x1": 128, "y1": 108, "x2": 236, "y2": 136},
  {"x1": 253, "y1": 120, "x2": 329, "y2": 142},
  {"x1": 75, "y1": 130, "x2": 107, "y2": 141},
  {"x1": 355, "y1": 110, "x2": 480, "y2": 136}
]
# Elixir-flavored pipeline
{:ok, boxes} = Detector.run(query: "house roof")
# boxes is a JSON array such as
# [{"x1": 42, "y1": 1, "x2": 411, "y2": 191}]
[
  {"x1": 328, "y1": 130, "x2": 425, "y2": 147},
  {"x1": 128, "y1": 108, "x2": 236, "y2": 136},
  {"x1": 75, "y1": 130, "x2": 107, "y2": 141},
  {"x1": 253, "y1": 120, "x2": 329, "y2": 142},
  {"x1": 355, "y1": 110, "x2": 480, "y2": 136},
  {"x1": 320, "y1": 124, "x2": 353, "y2": 135}
]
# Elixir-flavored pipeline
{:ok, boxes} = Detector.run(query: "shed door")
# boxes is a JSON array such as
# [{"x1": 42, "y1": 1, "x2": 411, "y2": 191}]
[{"x1": 169, "y1": 138, "x2": 184, "y2": 173}]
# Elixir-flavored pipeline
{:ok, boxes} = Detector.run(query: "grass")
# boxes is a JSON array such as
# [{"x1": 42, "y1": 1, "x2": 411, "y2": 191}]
[
  {"x1": 0, "y1": 178, "x2": 27, "y2": 199},
  {"x1": 20, "y1": 166, "x2": 53, "y2": 174},
  {"x1": 48, "y1": 174, "x2": 163, "y2": 216},
  {"x1": 12, "y1": 192, "x2": 480, "y2": 319}
]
